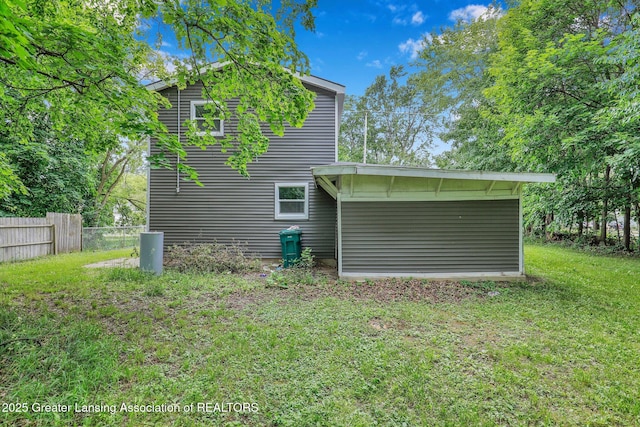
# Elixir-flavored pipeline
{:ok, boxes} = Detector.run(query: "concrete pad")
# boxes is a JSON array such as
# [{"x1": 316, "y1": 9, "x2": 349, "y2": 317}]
[{"x1": 84, "y1": 258, "x2": 139, "y2": 268}]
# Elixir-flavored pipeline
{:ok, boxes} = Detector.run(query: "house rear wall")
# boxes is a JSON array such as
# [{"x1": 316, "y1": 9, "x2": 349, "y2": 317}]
[{"x1": 149, "y1": 81, "x2": 337, "y2": 259}]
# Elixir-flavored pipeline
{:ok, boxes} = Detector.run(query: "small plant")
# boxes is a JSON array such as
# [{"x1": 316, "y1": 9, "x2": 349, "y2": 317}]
[
  {"x1": 266, "y1": 247, "x2": 323, "y2": 288},
  {"x1": 294, "y1": 247, "x2": 315, "y2": 269},
  {"x1": 266, "y1": 270, "x2": 289, "y2": 289}
]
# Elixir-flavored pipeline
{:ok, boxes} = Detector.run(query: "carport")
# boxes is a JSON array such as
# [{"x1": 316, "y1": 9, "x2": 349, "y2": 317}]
[{"x1": 312, "y1": 163, "x2": 556, "y2": 279}]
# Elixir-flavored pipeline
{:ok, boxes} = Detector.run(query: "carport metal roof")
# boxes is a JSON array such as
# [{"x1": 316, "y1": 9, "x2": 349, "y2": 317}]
[{"x1": 311, "y1": 163, "x2": 556, "y2": 201}]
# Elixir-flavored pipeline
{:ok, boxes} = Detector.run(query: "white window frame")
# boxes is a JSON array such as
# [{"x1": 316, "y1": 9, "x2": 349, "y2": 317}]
[
  {"x1": 275, "y1": 182, "x2": 309, "y2": 220},
  {"x1": 190, "y1": 100, "x2": 224, "y2": 136}
]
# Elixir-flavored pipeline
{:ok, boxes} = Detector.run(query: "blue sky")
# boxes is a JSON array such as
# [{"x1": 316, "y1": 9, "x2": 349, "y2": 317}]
[
  {"x1": 148, "y1": 1, "x2": 497, "y2": 96},
  {"x1": 296, "y1": 1, "x2": 496, "y2": 95}
]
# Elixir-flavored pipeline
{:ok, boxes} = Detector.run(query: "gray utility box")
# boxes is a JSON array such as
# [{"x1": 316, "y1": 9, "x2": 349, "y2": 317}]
[{"x1": 140, "y1": 232, "x2": 164, "y2": 275}]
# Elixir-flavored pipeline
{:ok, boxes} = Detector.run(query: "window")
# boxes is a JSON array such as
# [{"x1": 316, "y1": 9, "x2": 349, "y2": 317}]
[
  {"x1": 190, "y1": 100, "x2": 224, "y2": 136},
  {"x1": 275, "y1": 183, "x2": 309, "y2": 220}
]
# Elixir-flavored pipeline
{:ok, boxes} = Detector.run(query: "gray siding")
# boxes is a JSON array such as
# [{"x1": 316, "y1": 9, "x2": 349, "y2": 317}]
[
  {"x1": 341, "y1": 199, "x2": 519, "y2": 274},
  {"x1": 149, "y1": 81, "x2": 336, "y2": 258}
]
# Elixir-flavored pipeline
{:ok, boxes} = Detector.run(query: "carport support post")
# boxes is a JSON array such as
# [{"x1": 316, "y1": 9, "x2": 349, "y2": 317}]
[
  {"x1": 519, "y1": 192, "x2": 524, "y2": 275},
  {"x1": 337, "y1": 192, "x2": 343, "y2": 277}
]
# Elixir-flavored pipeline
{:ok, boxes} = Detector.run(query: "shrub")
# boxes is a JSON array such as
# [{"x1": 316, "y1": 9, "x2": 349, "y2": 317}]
[
  {"x1": 164, "y1": 242, "x2": 262, "y2": 274},
  {"x1": 294, "y1": 247, "x2": 315, "y2": 269},
  {"x1": 266, "y1": 248, "x2": 326, "y2": 288}
]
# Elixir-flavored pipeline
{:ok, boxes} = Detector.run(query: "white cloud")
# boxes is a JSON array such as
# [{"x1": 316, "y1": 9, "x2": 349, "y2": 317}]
[
  {"x1": 364, "y1": 13, "x2": 377, "y2": 23},
  {"x1": 311, "y1": 57, "x2": 325, "y2": 73},
  {"x1": 449, "y1": 4, "x2": 489, "y2": 22},
  {"x1": 366, "y1": 60, "x2": 383, "y2": 69},
  {"x1": 357, "y1": 50, "x2": 368, "y2": 60},
  {"x1": 389, "y1": 4, "x2": 426, "y2": 26},
  {"x1": 411, "y1": 11, "x2": 425, "y2": 25},
  {"x1": 398, "y1": 36, "x2": 429, "y2": 59}
]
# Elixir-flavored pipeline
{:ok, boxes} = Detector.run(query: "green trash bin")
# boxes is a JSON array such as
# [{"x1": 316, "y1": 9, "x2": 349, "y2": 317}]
[{"x1": 279, "y1": 228, "x2": 302, "y2": 267}]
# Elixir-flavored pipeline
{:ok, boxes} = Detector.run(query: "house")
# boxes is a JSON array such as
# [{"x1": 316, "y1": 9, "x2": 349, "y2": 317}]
[
  {"x1": 147, "y1": 73, "x2": 555, "y2": 279},
  {"x1": 147, "y1": 73, "x2": 345, "y2": 263}
]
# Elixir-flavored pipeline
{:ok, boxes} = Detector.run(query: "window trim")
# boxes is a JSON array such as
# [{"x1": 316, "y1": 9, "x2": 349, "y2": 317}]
[
  {"x1": 275, "y1": 182, "x2": 309, "y2": 220},
  {"x1": 190, "y1": 100, "x2": 224, "y2": 136}
]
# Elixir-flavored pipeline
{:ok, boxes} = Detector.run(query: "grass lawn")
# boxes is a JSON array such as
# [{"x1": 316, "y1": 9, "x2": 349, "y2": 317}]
[{"x1": 1, "y1": 245, "x2": 639, "y2": 426}]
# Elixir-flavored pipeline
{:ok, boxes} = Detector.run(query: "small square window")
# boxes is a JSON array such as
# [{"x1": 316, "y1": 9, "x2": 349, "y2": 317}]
[
  {"x1": 190, "y1": 100, "x2": 224, "y2": 136},
  {"x1": 275, "y1": 183, "x2": 309, "y2": 220}
]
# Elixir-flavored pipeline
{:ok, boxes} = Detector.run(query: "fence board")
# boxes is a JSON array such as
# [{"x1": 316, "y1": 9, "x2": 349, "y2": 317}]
[
  {"x1": 46, "y1": 213, "x2": 82, "y2": 254},
  {"x1": 0, "y1": 213, "x2": 82, "y2": 262}
]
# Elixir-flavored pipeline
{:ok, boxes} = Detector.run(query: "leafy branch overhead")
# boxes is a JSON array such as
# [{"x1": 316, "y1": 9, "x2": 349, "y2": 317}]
[{"x1": 0, "y1": 0, "x2": 319, "y2": 199}]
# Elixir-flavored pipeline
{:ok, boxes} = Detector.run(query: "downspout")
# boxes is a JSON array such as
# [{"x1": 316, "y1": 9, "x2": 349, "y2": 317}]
[
  {"x1": 334, "y1": 96, "x2": 339, "y2": 162},
  {"x1": 176, "y1": 88, "x2": 181, "y2": 193},
  {"x1": 146, "y1": 136, "x2": 151, "y2": 232}
]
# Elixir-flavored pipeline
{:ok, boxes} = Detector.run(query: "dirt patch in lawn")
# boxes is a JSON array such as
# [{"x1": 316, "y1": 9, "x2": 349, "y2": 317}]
[
  {"x1": 83, "y1": 258, "x2": 139, "y2": 268},
  {"x1": 225, "y1": 278, "x2": 492, "y2": 310}
]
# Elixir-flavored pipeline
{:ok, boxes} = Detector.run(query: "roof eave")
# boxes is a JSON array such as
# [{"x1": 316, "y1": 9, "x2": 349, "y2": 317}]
[{"x1": 311, "y1": 163, "x2": 556, "y2": 184}]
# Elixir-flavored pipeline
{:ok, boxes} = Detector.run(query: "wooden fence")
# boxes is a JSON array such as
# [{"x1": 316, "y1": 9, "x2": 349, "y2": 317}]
[{"x1": 0, "y1": 213, "x2": 82, "y2": 262}]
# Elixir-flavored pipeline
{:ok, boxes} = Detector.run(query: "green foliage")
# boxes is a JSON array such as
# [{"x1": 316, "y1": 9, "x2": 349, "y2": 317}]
[
  {"x1": 413, "y1": 0, "x2": 639, "y2": 248},
  {"x1": 103, "y1": 172, "x2": 147, "y2": 227},
  {"x1": 0, "y1": 127, "x2": 97, "y2": 218},
  {"x1": 412, "y1": 4, "x2": 508, "y2": 171},
  {"x1": 92, "y1": 138, "x2": 148, "y2": 226},
  {"x1": 267, "y1": 247, "x2": 320, "y2": 288},
  {"x1": 164, "y1": 242, "x2": 262, "y2": 274},
  {"x1": 295, "y1": 246, "x2": 315, "y2": 269},
  {"x1": 0, "y1": 152, "x2": 26, "y2": 200},
  {"x1": 484, "y1": 0, "x2": 640, "y2": 246},
  {"x1": 339, "y1": 66, "x2": 434, "y2": 166},
  {"x1": 0, "y1": 0, "x2": 318, "y2": 201},
  {"x1": 150, "y1": 0, "x2": 317, "y2": 177}
]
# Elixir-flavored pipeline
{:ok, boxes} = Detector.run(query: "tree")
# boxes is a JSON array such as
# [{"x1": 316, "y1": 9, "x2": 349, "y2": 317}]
[
  {"x1": 339, "y1": 66, "x2": 435, "y2": 166},
  {"x1": 408, "y1": 0, "x2": 639, "y2": 249},
  {"x1": 594, "y1": 13, "x2": 640, "y2": 250},
  {"x1": 92, "y1": 138, "x2": 147, "y2": 225},
  {"x1": 411, "y1": 4, "x2": 509, "y2": 171},
  {"x1": 485, "y1": 0, "x2": 639, "y2": 247},
  {"x1": 110, "y1": 173, "x2": 147, "y2": 227},
  {"x1": 0, "y1": 0, "x2": 319, "y2": 204},
  {"x1": 0, "y1": 121, "x2": 97, "y2": 219},
  {"x1": 338, "y1": 95, "x2": 366, "y2": 163}
]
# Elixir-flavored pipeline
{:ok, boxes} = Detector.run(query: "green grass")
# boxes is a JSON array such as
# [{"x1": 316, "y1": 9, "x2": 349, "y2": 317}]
[
  {"x1": 1, "y1": 245, "x2": 639, "y2": 426},
  {"x1": 0, "y1": 249, "x2": 132, "y2": 299}
]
